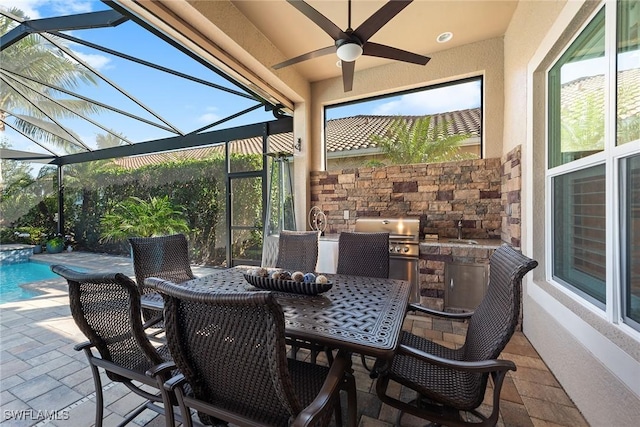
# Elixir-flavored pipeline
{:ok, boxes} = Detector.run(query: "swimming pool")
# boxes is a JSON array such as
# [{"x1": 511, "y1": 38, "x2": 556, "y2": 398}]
[{"x1": 0, "y1": 261, "x2": 57, "y2": 304}]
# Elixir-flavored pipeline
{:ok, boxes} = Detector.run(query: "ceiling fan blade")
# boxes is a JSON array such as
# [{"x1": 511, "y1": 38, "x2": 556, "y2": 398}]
[
  {"x1": 363, "y1": 42, "x2": 430, "y2": 65},
  {"x1": 273, "y1": 45, "x2": 336, "y2": 69},
  {"x1": 341, "y1": 60, "x2": 355, "y2": 92},
  {"x1": 286, "y1": 0, "x2": 348, "y2": 41},
  {"x1": 354, "y1": 0, "x2": 412, "y2": 42}
]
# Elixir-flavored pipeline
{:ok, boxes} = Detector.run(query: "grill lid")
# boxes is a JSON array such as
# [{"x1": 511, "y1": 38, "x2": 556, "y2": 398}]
[{"x1": 354, "y1": 217, "x2": 420, "y2": 241}]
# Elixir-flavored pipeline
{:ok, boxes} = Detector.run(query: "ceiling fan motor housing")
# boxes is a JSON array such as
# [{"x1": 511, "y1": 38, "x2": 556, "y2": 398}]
[{"x1": 335, "y1": 37, "x2": 363, "y2": 62}]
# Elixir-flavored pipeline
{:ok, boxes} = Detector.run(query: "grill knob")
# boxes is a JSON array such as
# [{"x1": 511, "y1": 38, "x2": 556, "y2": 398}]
[
  {"x1": 395, "y1": 247, "x2": 401, "y2": 253},
  {"x1": 403, "y1": 246, "x2": 410, "y2": 253}
]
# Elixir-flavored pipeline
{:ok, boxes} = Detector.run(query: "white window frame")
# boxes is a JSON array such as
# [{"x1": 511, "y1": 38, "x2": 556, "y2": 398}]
[{"x1": 544, "y1": 0, "x2": 640, "y2": 337}]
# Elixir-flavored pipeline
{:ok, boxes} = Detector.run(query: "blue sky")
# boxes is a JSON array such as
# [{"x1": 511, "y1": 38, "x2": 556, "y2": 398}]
[
  {"x1": 1, "y1": 0, "x2": 485, "y2": 156},
  {"x1": 2, "y1": 0, "x2": 636, "y2": 155},
  {"x1": 0, "y1": 0, "x2": 273, "y2": 155},
  {"x1": 325, "y1": 79, "x2": 482, "y2": 120}
]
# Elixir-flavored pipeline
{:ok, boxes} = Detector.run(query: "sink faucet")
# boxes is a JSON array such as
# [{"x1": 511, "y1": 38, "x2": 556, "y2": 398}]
[{"x1": 457, "y1": 220, "x2": 463, "y2": 240}]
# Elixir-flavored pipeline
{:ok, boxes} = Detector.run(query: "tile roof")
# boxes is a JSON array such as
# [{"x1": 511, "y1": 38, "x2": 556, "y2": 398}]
[
  {"x1": 325, "y1": 108, "x2": 481, "y2": 153},
  {"x1": 560, "y1": 68, "x2": 640, "y2": 119},
  {"x1": 114, "y1": 108, "x2": 481, "y2": 169}
]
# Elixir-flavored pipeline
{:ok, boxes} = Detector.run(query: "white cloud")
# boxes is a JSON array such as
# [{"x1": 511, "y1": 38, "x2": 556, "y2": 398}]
[
  {"x1": 0, "y1": 0, "x2": 43, "y2": 19},
  {"x1": 0, "y1": 0, "x2": 94, "y2": 19},
  {"x1": 372, "y1": 81, "x2": 482, "y2": 116},
  {"x1": 72, "y1": 50, "x2": 111, "y2": 71},
  {"x1": 198, "y1": 107, "x2": 221, "y2": 124},
  {"x1": 49, "y1": 0, "x2": 94, "y2": 15}
]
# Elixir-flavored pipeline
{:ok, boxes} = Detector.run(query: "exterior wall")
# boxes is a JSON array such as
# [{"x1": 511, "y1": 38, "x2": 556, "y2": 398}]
[
  {"x1": 505, "y1": 0, "x2": 640, "y2": 425},
  {"x1": 309, "y1": 37, "x2": 505, "y2": 171}
]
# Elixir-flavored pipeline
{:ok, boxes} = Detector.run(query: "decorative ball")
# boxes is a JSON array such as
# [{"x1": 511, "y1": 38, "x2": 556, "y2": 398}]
[
  {"x1": 280, "y1": 271, "x2": 292, "y2": 280},
  {"x1": 315, "y1": 274, "x2": 328, "y2": 284},
  {"x1": 291, "y1": 271, "x2": 304, "y2": 282},
  {"x1": 271, "y1": 271, "x2": 282, "y2": 280},
  {"x1": 303, "y1": 272, "x2": 316, "y2": 283},
  {"x1": 256, "y1": 268, "x2": 269, "y2": 277}
]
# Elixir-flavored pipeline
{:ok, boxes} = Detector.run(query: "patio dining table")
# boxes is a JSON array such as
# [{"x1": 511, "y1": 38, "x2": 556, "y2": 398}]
[{"x1": 142, "y1": 266, "x2": 411, "y2": 360}]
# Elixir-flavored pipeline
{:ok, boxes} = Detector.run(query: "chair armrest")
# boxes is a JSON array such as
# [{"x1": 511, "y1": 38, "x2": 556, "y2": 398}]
[
  {"x1": 73, "y1": 341, "x2": 94, "y2": 351},
  {"x1": 398, "y1": 343, "x2": 516, "y2": 374},
  {"x1": 163, "y1": 373, "x2": 187, "y2": 392},
  {"x1": 292, "y1": 350, "x2": 351, "y2": 427},
  {"x1": 406, "y1": 303, "x2": 473, "y2": 321},
  {"x1": 146, "y1": 361, "x2": 176, "y2": 378}
]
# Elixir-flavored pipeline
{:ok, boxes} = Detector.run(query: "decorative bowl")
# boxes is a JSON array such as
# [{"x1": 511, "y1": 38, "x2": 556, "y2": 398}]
[{"x1": 243, "y1": 273, "x2": 332, "y2": 295}]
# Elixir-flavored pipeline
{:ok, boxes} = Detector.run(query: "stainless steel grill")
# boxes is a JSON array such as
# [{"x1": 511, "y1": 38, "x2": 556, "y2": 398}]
[{"x1": 354, "y1": 217, "x2": 420, "y2": 303}]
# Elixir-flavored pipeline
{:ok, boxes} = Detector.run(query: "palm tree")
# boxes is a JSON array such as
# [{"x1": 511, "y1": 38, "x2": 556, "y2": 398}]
[
  {"x1": 370, "y1": 116, "x2": 476, "y2": 165},
  {"x1": 0, "y1": 7, "x2": 102, "y2": 151},
  {"x1": 100, "y1": 196, "x2": 190, "y2": 243}
]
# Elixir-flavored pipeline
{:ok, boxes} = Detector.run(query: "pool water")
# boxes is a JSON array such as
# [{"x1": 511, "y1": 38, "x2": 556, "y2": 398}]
[{"x1": 0, "y1": 261, "x2": 56, "y2": 304}]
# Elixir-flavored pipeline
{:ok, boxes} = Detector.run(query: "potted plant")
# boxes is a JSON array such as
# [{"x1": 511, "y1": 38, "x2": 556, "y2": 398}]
[
  {"x1": 18, "y1": 226, "x2": 46, "y2": 254},
  {"x1": 46, "y1": 235, "x2": 65, "y2": 254}
]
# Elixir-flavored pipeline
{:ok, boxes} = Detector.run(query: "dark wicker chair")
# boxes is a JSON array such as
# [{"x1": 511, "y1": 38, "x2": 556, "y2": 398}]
[
  {"x1": 128, "y1": 234, "x2": 195, "y2": 325},
  {"x1": 51, "y1": 265, "x2": 178, "y2": 427},
  {"x1": 336, "y1": 231, "x2": 390, "y2": 279},
  {"x1": 336, "y1": 231, "x2": 390, "y2": 370},
  {"x1": 374, "y1": 245, "x2": 538, "y2": 427},
  {"x1": 276, "y1": 230, "x2": 319, "y2": 272},
  {"x1": 145, "y1": 277, "x2": 358, "y2": 427},
  {"x1": 276, "y1": 230, "x2": 322, "y2": 361}
]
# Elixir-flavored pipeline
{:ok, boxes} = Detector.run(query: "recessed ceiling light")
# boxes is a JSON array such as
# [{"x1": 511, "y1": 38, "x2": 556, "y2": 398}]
[{"x1": 436, "y1": 32, "x2": 453, "y2": 43}]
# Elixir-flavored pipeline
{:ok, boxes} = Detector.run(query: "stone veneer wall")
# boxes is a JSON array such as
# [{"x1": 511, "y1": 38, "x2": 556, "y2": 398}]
[
  {"x1": 310, "y1": 158, "x2": 504, "y2": 238},
  {"x1": 501, "y1": 145, "x2": 522, "y2": 247},
  {"x1": 309, "y1": 147, "x2": 523, "y2": 312}
]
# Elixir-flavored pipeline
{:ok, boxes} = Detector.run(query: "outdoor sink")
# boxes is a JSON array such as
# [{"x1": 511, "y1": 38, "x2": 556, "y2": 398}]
[{"x1": 443, "y1": 238, "x2": 479, "y2": 245}]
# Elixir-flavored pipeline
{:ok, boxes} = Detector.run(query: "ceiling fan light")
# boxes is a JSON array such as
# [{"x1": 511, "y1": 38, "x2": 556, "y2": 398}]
[{"x1": 336, "y1": 42, "x2": 363, "y2": 62}]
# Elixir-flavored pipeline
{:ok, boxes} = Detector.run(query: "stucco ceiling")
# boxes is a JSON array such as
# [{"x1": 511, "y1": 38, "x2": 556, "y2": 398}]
[{"x1": 231, "y1": 0, "x2": 519, "y2": 83}]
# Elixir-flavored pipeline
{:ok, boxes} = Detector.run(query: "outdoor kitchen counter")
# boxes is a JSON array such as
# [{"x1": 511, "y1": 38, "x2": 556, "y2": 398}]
[{"x1": 419, "y1": 238, "x2": 503, "y2": 250}]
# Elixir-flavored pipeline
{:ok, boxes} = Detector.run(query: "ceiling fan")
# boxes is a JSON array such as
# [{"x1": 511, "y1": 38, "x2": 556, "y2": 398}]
[{"x1": 272, "y1": 0, "x2": 430, "y2": 92}]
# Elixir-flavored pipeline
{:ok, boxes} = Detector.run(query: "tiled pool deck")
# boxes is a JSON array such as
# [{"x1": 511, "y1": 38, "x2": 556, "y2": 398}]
[{"x1": 0, "y1": 252, "x2": 588, "y2": 426}]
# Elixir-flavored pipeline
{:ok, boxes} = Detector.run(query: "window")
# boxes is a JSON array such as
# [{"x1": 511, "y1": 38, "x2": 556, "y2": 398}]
[
  {"x1": 622, "y1": 154, "x2": 640, "y2": 329},
  {"x1": 552, "y1": 165, "x2": 606, "y2": 306},
  {"x1": 548, "y1": 1, "x2": 640, "y2": 331},
  {"x1": 324, "y1": 77, "x2": 482, "y2": 171}
]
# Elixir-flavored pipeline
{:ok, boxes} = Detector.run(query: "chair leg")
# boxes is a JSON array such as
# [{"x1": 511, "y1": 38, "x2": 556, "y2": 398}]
[
  {"x1": 345, "y1": 372, "x2": 357, "y2": 427},
  {"x1": 88, "y1": 362, "x2": 104, "y2": 427},
  {"x1": 333, "y1": 395, "x2": 343, "y2": 427},
  {"x1": 360, "y1": 354, "x2": 373, "y2": 371},
  {"x1": 289, "y1": 345, "x2": 300, "y2": 360},
  {"x1": 175, "y1": 388, "x2": 194, "y2": 427}
]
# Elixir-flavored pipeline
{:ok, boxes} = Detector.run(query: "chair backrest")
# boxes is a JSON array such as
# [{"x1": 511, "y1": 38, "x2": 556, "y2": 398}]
[
  {"x1": 146, "y1": 278, "x2": 304, "y2": 425},
  {"x1": 276, "y1": 230, "x2": 319, "y2": 272},
  {"x1": 50, "y1": 265, "x2": 164, "y2": 382},
  {"x1": 463, "y1": 245, "x2": 538, "y2": 362},
  {"x1": 128, "y1": 234, "x2": 195, "y2": 296},
  {"x1": 336, "y1": 231, "x2": 390, "y2": 278}
]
